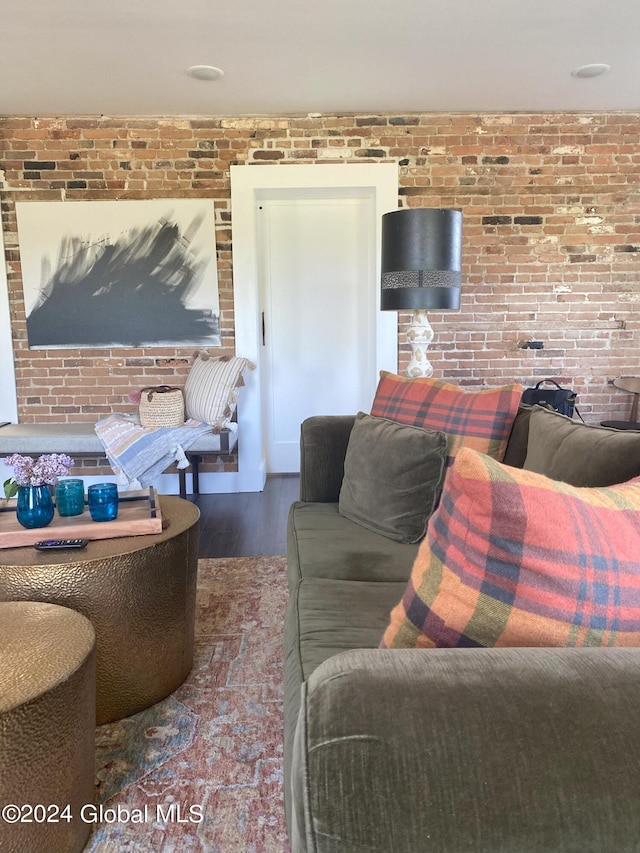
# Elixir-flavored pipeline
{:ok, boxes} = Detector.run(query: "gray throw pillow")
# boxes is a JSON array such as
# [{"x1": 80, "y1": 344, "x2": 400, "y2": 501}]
[
  {"x1": 501, "y1": 405, "x2": 533, "y2": 469},
  {"x1": 523, "y1": 406, "x2": 640, "y2": 486},
  {"x1": 338, "y1": 412, "x2": 447, "y2": 544}
]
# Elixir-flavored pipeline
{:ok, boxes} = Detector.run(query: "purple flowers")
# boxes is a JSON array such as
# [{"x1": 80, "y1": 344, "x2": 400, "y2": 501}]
[{"x1": 4, "y1": 453, "x2": 75, "y2": 494}]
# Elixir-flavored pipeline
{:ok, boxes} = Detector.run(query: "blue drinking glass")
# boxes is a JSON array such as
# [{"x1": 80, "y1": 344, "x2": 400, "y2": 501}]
[
  {"x1": 55, "y1": 478, "x2": 85, "y2": 517},
  {"x1": 87, "y1": 483, "x2": 119, "y2": 522},
  {"x1": 16, "y1": 485, "x2": 55, "y2": 529}
]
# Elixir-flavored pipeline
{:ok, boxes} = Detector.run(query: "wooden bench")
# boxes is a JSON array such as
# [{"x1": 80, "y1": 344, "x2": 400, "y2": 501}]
[{"x1": 0, "y1": 422, "x2": 236, "y2": 498}]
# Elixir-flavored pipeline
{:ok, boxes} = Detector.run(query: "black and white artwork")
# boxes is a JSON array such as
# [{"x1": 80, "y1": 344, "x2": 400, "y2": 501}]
[{"x1": 16, "y1": 199, "x2": 221, "y2": 349}]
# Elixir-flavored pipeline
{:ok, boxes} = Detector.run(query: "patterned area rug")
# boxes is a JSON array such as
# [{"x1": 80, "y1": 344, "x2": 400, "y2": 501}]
[{"x1": 85, "y1": 556, "x2": 291, "y2": 853}]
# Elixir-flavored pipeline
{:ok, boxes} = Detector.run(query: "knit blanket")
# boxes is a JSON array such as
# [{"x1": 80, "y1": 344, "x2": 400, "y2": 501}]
[{"x1": 95, "y1": 414, "x2": 214, "y2": 489}]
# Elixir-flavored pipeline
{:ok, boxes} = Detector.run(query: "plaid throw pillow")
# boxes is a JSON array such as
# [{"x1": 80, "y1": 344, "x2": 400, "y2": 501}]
[
  {"x1": 371, "y1": 372, "x2": 522, "y2": 462},
  {"x1": 381, "y1": 447, "x2": 640, "y2": 649}
]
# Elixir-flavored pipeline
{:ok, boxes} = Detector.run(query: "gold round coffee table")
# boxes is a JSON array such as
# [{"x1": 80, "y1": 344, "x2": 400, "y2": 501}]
[
  {"x1": 0, "y1": 496, "x2": 199, "y2": 724},
  {"x1": 0, "y1": 601, "x2": 96, "y2": 853}
]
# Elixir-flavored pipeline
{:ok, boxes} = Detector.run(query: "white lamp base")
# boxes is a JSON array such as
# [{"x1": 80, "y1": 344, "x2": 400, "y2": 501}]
[{"x1": 406, "y1": 309, "x2": 435, "y2": 378}]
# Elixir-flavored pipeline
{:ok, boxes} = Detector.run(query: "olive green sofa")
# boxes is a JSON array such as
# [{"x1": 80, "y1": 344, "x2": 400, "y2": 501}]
[{"x1": 284, "y1": 409, "x2": 640, "y2": 853}]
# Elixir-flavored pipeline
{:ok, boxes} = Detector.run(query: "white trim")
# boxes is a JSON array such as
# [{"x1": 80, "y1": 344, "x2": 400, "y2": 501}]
[
  {"x1": 0, "y1": 225, "x2": 18, "y2": 423},
  {"x1": 231, "y1": 163, "x2": 398, "y2": 491}
]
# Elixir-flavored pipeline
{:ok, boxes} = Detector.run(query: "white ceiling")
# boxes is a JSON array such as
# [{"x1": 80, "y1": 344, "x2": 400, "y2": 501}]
[{"x1": 3, "y1": 0, "x2": 640, "y2": 118}]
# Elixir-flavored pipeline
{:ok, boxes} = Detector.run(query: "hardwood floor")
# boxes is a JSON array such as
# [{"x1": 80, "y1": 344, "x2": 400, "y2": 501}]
[{"x1": 190, "y1": 474, "x2": 300, "y2": 558}]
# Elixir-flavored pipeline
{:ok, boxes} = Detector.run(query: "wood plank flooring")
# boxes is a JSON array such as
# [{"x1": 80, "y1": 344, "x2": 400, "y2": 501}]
[{"x1": 190, "y1": 474, "x2": 300, "y2": 558}]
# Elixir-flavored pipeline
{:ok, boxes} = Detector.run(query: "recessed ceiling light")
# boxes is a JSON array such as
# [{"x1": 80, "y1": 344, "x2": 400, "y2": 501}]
[
  {"x1": 187, "y1": 65, "x2": 224, "y2": 81},
  {"x1": 571, "y1": 63, "x2": 611, "y2": 79}
]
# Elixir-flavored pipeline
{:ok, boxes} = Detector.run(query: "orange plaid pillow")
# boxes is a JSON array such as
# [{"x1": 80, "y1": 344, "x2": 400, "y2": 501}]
[
  {"x1": 381, "y1": 447, "x2": 640, "y2": 650},
  {"x1": 371, "y1": 372, "x2": 522, "y2": 462}
]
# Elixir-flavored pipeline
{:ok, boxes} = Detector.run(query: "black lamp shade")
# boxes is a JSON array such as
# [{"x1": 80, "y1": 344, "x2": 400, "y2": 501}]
[{"x1": 381, "y1": 208, "x2": 462, "y2": 311}]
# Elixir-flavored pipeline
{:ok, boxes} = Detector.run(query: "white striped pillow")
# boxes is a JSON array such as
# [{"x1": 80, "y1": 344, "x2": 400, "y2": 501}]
[{"x1": 184, "y1": 353, "x2": 254, "y2": 429}]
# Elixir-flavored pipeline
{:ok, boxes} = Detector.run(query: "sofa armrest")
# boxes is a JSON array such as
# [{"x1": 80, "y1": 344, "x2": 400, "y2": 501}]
[
  {"x1": 291, "y1": 647, "x2": 640, "y2": 853},
  {"x1": 299, "y1": 415, "x2": 356, "y2": 503}
]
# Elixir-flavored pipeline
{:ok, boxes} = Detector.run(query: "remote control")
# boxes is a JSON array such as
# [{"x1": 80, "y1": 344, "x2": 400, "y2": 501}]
[{"x1": 34, "y1": 539, "x2": 88, "y2": 551}]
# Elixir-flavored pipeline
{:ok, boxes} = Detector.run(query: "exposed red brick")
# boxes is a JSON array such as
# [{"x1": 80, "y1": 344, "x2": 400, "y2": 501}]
[{"x1": 1, "y1": 111, "x2": 639, "y2": 440}]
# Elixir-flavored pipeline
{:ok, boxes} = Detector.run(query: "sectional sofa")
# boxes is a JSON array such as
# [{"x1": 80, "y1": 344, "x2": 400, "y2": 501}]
[{"x1": 284, "y1": 397, "x2": 640, "y2": 853}]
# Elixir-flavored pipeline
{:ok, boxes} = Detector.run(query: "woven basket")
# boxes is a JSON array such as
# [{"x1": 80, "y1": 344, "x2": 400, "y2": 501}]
[{"x1": 139, "y1": 386, "x2": 185, "y2": 428}]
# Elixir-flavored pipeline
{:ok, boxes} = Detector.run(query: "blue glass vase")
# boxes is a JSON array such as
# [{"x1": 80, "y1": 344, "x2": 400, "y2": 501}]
[{"x1": 16, "y1": 485, "x2": 55, "y2": 529}]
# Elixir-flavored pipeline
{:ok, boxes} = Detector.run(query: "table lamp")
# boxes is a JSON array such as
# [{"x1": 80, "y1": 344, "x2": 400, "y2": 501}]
[{"x1": 381, "y1": 208, "x2": 462, "y2": 377}]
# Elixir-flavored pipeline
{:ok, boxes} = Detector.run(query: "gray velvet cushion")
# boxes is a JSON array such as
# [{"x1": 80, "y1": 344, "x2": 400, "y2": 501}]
[
  {"x1": 293, "y1": 647, "x2": 640, "y2": 853},
  {"x1": 338, "y1": 413, "x2": 447, "y2": 544},
  {"x1": 523, "y1": 406, "x2": 640, "y2": 486},
  {"x1": 501, "y1": 404, "x2": 533, "y2": 469},
  {"x1": 283, "y1": 576, "x2": 406, "y2": 839},
  {"x1": 299, "y1": 415, "x2": 356, "y2": 503},
  {"x1": 287, "y1": 502, "x2": 419, "y2": 589}
]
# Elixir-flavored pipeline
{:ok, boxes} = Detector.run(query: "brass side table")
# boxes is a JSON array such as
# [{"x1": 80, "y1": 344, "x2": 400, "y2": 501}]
[
  {"x1": 0, "y1": 496, "x2": 199, "y2": 724},
  {"x1": 0, "y1": 601, "x2": 96, "y2": 853}
]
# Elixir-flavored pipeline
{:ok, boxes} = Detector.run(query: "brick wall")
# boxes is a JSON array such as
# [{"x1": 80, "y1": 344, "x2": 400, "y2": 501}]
[{"x1": 1, "y1": 112, "x2": 639, "y2": 474}]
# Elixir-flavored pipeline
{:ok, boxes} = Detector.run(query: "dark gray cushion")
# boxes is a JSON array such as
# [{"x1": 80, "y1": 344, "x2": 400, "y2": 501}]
[
  {"x1": 523, "y1": 406, "x2": 640, "y2": 486},
  {"x1": 293, "y1": 647, "x2": 640, "y2": 853},
  {"x1": 287, "y1": 502, "x2": 419, "y2": 589},
  {"x1": 501, "y1": 405, "x2": 533, "y2": 469},
  {"x1": 299, "y1": 415, "x2": 356, "y2": 502},
  {"x1": 338, "y1": 413, "x2": 447, "y2": 544},
  {"x1": 283, "y1": 576, "x2": 407, "y2": 838}
]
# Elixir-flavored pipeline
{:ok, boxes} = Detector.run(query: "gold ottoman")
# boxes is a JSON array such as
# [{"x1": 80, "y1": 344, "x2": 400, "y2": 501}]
[
  {"x1": 0, "y1": 496, "x2": 200, "y2": 724},
  {"x1": 0, "y1": 601, "x2": 96, "y2": 853}
]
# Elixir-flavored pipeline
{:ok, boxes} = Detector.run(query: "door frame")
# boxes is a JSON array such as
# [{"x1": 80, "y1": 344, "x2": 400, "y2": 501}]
[{"x1": 231, "y1": 163, "x2": 398, "y2": 492}]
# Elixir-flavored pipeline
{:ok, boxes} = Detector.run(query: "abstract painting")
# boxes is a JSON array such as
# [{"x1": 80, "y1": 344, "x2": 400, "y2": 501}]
[{"x1": 16, "y1": 199, "x2": 221, "y2": 349}]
